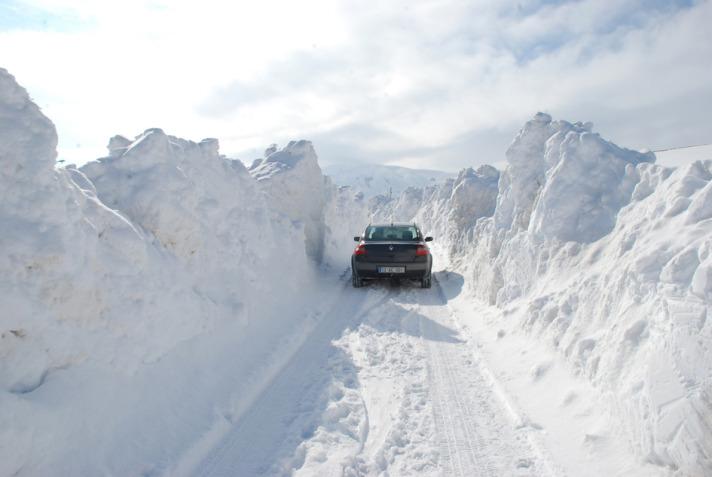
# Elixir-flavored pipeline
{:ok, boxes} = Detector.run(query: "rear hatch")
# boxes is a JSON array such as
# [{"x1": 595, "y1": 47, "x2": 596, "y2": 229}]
[{"x1": 359, "y1": 241, "x2": 421, "y2": 263}]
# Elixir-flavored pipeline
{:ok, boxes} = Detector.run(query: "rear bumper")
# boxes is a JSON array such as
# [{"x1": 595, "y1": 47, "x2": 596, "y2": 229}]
[{"x1": 352, "y1": 260, "x2": 431, "y2": 279}]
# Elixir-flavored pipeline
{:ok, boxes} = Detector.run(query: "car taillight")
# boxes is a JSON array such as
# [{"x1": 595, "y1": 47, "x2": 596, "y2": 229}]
[
  {"x1": 354, "y1": 244, "x2": 367, "y2": 255},
  {"x1": 416, "y1": 245, "x2": 429, "y2": 256}
]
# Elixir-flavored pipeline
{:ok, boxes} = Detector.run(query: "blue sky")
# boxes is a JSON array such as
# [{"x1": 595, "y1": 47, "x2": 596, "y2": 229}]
[
  {"x1": 1, "y1": 0, "x2": 710, "y2": 170},
  {"x1": 0, "y1": 0, "x2": 85, "y2": 31}
]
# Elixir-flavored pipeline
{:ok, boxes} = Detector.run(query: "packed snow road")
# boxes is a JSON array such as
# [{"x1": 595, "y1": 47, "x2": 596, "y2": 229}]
[{"x1": 182, "y1": 273, "x2": 556, "y2": 477}]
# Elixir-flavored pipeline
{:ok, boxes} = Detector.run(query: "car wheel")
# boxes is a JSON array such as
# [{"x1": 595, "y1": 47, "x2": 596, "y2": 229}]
[
  {"x1": 421, "y1": 276, "x2": 431, "y2": 288},
  {"x1": 352, "y1": 271, "x2": 362, "y2": 288}
]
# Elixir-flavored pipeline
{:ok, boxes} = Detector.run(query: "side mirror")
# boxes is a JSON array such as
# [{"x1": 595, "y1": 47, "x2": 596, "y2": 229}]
[
  {"x1": 425, "y1": 236, "x2": 433, "y2": 242},
  {"x1": 353, "y1": 236, "x2": 361, "y2": 242}
]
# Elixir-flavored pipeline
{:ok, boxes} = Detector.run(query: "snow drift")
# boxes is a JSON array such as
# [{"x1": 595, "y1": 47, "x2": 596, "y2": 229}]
[
  {"x1": 248, "y1": 140, "x2": 327, "y2": 262},
  {"x1": 2, "y1": 65, "x2": 710, "y2": 476},
  {"x1": 0, "y1": 71, "x2": 311, "y2": 392},
  {"x1": 375, "y1": 113, "x2": 711, "y2": 475},
  {"x1": 0, "y1": 68, "x2": 359, "y2": 475},
  {"x1": 371, "y1": 164, "x2": 500, "y2": 253}
]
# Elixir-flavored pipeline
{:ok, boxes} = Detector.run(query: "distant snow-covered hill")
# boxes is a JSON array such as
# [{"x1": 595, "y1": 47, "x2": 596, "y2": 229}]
[
  {"x1": 322, "y1": 162, "x2": 453, "y2": 197},
  {"x1": 655, "y1": 143, "x2": 712, "y2": 168}
]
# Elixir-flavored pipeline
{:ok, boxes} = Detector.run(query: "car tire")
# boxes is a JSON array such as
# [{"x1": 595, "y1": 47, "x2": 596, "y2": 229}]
[
  {"x1": 352, "y1": 271, "x2": 362, "y2": 288},
  {"x1": 421, "y1": 275, "x2": 431, "y2": 288}
]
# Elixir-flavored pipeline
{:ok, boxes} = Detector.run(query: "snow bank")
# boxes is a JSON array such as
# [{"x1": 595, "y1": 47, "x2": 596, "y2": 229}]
[
  {"x1": 249, "y1": 140, "x2": 327, "y2": 262},
  {"x1": 81, "y1": 129, "x2": 311, "y2": 317},
  {"x1": 0, "y1": 68, "x2": 333, "y2": 475},
  {"x1": 0, "y1": 68, "x2": 205, "y2": 392},
  {"x1": 375, "y1": 114, "x2": 711, "y2": 475},
  {"x1": 371, "y1": 164, "x2": 499, "y2": 256},
  {"x1": 247, "y1": 141, "x2": 369, "y2": 269},
  {"x1": 495, "y1": 113, "x2": 654, "y2": 242},
  {"x1": 322, "y1": 183, "x2": 369, "y2": 269},
  {"x1": 3, "y1": 64, "x2": 710, "y2": 475}
]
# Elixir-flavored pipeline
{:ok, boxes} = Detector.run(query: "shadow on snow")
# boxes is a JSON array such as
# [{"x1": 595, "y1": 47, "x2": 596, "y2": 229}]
[{"x1": 195, "y1": 270, "x2": 465, "y2": 475}]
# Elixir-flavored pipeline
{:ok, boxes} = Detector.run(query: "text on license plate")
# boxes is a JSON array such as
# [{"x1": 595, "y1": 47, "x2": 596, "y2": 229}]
[{"x1": 378, "y1": 266, "x2": 405, "y2": 273}]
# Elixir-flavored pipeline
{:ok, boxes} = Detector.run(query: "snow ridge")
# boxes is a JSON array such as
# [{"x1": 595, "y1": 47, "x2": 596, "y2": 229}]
[
  {"x1": 2, "y1": 67, "x2": 710, "y2": 477},
  {"x1": 0, "y1": 68, "x2": 347, "y2": 475},
  {"x1": 375, "y1": 113, "x2": 711, "y2": 475}
]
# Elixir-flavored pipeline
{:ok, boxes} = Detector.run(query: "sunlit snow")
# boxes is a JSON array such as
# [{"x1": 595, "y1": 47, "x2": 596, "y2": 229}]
[{"x1": 1, "y1": 67, "x2": 710, "y2": 476}]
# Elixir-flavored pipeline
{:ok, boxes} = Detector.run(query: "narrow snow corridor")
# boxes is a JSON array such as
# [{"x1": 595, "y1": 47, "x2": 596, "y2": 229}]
[
  {"x1": 4, "y1": 49, "x2": 712, "y2": 476},
  {"x1": 185, "y1": 274, "x2": 561, "y2": 477},
  {"x1": 190, "y1": 281, "x2": 390, "y2": 476}
]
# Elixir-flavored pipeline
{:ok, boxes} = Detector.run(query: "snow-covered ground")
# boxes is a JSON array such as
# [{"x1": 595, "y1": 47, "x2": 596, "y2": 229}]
[
  {"x1": 0, "y1": 67, "x2": 359, "y2": 475},
  {"x1": 1, "y1": 67, "x2": 710, "y2": 477},
  {"x1": 373, "y1": 114, "x2": 712, "y2": 476},
  {"x1": 655, "y1": 144, "x2": 712, "y2": 168}
]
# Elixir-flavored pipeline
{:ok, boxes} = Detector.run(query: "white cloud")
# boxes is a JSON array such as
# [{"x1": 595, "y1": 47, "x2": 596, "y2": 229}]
[{"x1": 1, "y1": 0, "x2": 710, "y2": 171}]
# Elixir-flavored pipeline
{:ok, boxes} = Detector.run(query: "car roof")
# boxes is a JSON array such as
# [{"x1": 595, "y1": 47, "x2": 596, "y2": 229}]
[{"x1": 369, "y1": 223, "x2": 419, "y2": 228}]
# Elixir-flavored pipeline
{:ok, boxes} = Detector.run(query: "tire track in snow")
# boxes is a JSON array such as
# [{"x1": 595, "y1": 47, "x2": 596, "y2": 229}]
[
  {"x1": 190, "y1": 276, "x2": 559, "y2": 476},
  {"x1": 414, "y1": 281, "x2": 554, "y2": 477},
  {"x1": 192, "y1": 283, "x2": 391, "y2": 477},
  {"x1": 341, "y1": 285, "x2": 439, "y2": 476}
]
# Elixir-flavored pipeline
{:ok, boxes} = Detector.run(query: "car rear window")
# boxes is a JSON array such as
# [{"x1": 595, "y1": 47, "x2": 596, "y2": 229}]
[{"x1": 364, "y1": 225, "x2": 419, "y2": 241}]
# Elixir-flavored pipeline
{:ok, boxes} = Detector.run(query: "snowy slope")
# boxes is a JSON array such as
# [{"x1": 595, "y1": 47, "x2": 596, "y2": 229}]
[
  {"x1": 375, "y1": 114, "x2": 712, "y2": 475},
  {"x1": 655, "y1": 144, "x2": 712, "y2": 168},
  {"x1": 323, "y1": 162, "x2": 453, "y2": 198},
  {"x1": 2, "y1": 66, "x2": 711, "y2": 477},
  {"x1": 0, "y1": 68, "x2": 360, "y2": 475}
]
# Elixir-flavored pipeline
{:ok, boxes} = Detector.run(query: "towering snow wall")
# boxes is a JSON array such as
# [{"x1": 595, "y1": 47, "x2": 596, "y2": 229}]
[
  {"x1": 249, "y1": 141, "x2": 327, "y2": 262},
  {"x1": 3, "y1": 63, "x2": 710, "y2": 475},
  {"x1": 0, "y1": 63, "x2": 365, "y2": 396},
  {"x1": 0, "y1": 67, "x2": 313, "y2": 390},
  {"x1": 80, "y1": 129, "x2": 316, "y2": 317},
  {"x1": 370, "y1": 164, "x2": 500, "y2": 259},
  {"x1": 246, "y1": 141, "x2": 368, "y2": 269},
  {"x1": 322, "y1": 183, "x2": 370, "y2": 269},
  {"x1": 0, "y1": 69, "x2": 356, "y2": 475},
  {"x1": 373, "y1": 113, "x2": 711, "y2": 475},
  {"x1": 0, "y1": 69, "x2": 213, "y2": 391}
]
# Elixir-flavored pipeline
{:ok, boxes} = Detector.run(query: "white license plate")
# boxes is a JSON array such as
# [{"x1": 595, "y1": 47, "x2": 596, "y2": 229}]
[{"x1": 378, "y1": 266, "x2": 405, "y2": 273}]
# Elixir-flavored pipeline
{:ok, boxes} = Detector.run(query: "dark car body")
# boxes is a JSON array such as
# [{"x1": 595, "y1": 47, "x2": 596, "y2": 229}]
[{"x1": 351, "y1": 223, "x2": 433, "y2": 288}]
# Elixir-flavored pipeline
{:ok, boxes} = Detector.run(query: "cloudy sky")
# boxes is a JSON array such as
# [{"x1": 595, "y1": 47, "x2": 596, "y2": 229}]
[{"x1": 1, "y1": 0, "x2": 710, "y2": 171}]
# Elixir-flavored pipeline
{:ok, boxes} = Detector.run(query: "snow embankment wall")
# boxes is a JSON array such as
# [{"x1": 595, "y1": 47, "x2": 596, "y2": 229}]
[
  {"x1": 377, "y1": 113, "x2": 711, "y2": 475},
  {"x1": 246, "y1": 142, "x2": 368, "y2": 270},
  {"x1": 3, "y1": 64, "x2": 710, "y2": 476},
  {"x1": 0, "y1": 69, "x2": 312, "y2": 384},
  {"x1": 0, "y1": 71, "x2": 217, "y2": 392},
  {"x1": 0, "y1": 68, "x2": 364, "y2": 475}
]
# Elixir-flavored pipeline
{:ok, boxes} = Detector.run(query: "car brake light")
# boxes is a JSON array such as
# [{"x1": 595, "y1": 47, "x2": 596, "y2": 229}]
[
  {"x1": 416, "y1": 245, "x2": 429, "y2": 256},
  {"x1": 354, "y1": 244, "x2": 367, "y2": 255}
]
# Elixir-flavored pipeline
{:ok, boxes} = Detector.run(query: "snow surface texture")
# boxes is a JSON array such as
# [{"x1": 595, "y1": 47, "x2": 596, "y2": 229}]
[
  {"x1": 371, "y1": 164, "x2": 500, "y2": 253},
  {"x1": 377, "y1": 113, "x2": 711, "y2": 475},
  {"x1": 0, "y1": 68, "x2": 364, "y2": 475},
  {"x1": 2, "y1": 65, "x2": 711, "y2": 477},
  {"x1": 249, "y1": 141, "x2": 327, "y2": 262}
]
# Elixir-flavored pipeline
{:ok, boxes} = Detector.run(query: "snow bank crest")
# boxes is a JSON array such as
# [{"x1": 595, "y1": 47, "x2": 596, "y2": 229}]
[
  {"x1": 249, "y1": 140, "x2": 327, "y2": 262},
  {"x1": 370, "y1": 164, "x2": 500, "y2": 256},
  {"x1": 0, "y1": 69, "x2": 328, "y2": 474},
  {"x1": 2, "y1": 67, "x2": 710, "y2": 476},
  {"x1": 496, "y1": 113, "x2": 654, "y2": 242},
  {"x1": 370, "y1": 113, "x2": 710, "y2": 474},
  {"x1": 0, "y1": 68, "x2": 57, "y2": 179},
  {"x1": 250, "y1": 139, "x2": 319, "y2": 181}
]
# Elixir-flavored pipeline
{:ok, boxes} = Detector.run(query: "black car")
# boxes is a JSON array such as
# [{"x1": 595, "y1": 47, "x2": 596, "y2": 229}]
[{"x1": 351, "y1": 223, "x2": 433, "y2": 288}]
